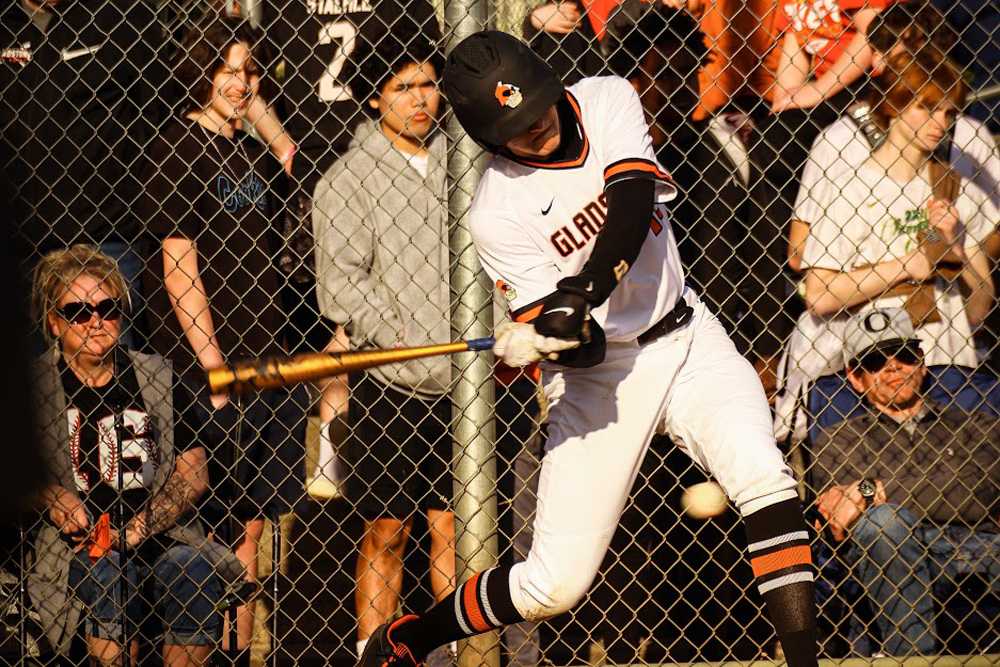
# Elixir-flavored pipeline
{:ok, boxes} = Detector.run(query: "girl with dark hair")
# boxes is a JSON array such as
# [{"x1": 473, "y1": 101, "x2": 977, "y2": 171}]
[{"x1": 141, "y1": 15, "x2": 308, "y2": 660}]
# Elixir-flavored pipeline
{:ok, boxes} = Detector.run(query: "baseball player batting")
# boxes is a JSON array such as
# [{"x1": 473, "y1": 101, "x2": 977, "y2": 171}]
[{"x1": 358, "y1": 31, "x2": 818, "y2": 667}]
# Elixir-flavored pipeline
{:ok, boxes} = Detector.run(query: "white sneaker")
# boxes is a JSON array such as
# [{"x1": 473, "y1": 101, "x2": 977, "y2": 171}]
[{"x1": 307, "y1": 419, "x2": 344, "y2": 500}]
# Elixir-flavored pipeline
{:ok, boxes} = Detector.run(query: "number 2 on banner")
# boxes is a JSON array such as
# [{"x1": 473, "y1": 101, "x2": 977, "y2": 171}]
[{"x1": 318, "y1": 21, "x2": 358, "y2": 102}]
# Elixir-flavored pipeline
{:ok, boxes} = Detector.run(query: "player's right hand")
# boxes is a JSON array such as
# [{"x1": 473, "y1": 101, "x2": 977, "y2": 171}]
[{"x1": 493, "y1": 322, "x2": 581, "y2": 368}]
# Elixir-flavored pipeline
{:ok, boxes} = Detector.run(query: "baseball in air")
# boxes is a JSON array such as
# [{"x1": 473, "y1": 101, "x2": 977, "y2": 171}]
[{"x1": 681, "y1": 482, "x2": 728, "y2": 519}]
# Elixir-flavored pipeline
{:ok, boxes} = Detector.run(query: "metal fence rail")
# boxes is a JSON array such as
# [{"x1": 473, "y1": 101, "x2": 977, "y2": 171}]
[{"x1": 2, "y1": 0, "x2": 998, "y2": 665}]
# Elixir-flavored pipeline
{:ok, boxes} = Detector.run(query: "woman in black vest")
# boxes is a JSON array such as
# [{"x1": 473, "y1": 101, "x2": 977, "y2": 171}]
[{"x1": 30, "y1": 245, "x2": 234, "y2": 664}]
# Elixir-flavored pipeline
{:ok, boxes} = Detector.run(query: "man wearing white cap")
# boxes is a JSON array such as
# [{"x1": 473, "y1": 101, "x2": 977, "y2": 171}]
[{"x1": 811, "y1": 307, "x2": 1000, "y2": 656}]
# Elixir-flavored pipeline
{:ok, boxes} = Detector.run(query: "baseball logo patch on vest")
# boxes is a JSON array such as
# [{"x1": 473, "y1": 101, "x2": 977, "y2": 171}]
[{"x1": 495, "y1": 81, "x2": 523, "y2": 108}]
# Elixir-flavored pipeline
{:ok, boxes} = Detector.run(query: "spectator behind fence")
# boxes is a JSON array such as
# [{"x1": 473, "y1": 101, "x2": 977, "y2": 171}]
[
  {"x1": 606, "y1": 4, "x2": 777, "y2": 390},
  {"x1": 810, "y1": 306, "x2": 1000, "y2": 656},
  {"x1": 775, "y1": 54, "x2": 997, "y2": 443},
  {"x1": 522, "y1": 0, "x2": 713, "y2": 89},
  {"x1": 261, "y1": 0, "x2": 441, "y2": 498},
  {"x1": 747, "y1": 0, "x2": 894, "y2": 362},
  {"x1": 311, "y1": 34, "x2": 457, "y2": 667},
  {"x1": 788, "y1": 2, "x2": 999, "y2": 272},
  {"x1": 801, "y1": 53, "x2": 995, "y2": 362},
  {"x1": 1, "y1": 0, "x2": 169, "y2": 348},
  {"x1": 27, "y1": 246, "x2": 244, "y2": 665},
  {"x1": 140, "y1": 16, "x2": 309, "y2": 658}
]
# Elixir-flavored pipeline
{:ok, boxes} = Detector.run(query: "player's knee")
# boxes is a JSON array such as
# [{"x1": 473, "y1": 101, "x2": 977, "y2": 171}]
[{"x1": 512, "y1": 562, "x2": 595, "y2": 621}]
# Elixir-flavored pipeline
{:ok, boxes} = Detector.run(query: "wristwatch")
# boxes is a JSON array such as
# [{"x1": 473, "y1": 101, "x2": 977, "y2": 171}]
[{"x1": 857, "y1": 478, "x2": 877, "y2": 508}]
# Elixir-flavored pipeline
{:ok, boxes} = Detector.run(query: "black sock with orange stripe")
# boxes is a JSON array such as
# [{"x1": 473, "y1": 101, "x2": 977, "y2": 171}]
[
  {"x1": 744, "y1": 498, "x2": 818, "y2": 667},
  {"x1": 389, "y1": 566, "x2": 524, "y2": 661}
]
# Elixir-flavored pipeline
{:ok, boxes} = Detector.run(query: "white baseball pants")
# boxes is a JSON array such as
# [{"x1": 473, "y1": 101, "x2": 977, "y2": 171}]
[{"x1": 507, "y1": 290, "x2": 799, "y2": 621}]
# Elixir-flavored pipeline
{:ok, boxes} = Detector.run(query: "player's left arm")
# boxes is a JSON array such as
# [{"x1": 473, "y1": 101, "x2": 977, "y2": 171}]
[{"x1": 536, "y1": 78, "x2": 672, "y2": 336}]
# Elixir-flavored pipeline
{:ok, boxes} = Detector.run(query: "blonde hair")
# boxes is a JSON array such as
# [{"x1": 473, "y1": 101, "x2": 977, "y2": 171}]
[{"x1": 31, "y1": 245, "x2": 128, "y2": 343}]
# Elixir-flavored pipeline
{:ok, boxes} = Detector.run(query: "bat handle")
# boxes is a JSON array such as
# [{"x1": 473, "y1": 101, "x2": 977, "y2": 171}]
[{"x1": 466, "y1": 336, "x2": 495, "y2": 351}]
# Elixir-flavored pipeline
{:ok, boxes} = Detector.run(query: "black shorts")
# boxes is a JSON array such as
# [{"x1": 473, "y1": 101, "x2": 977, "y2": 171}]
[
  {"x1": 343, "y1": 373, "x2": 453, "y2": 520},
  {"x1": 279, "y1": 279, "x2": 339, "y2": 355}
]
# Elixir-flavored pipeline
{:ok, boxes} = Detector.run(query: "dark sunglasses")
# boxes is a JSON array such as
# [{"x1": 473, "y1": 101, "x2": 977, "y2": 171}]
[
  {"x1": 57, "y1": 298, "x2": 124, "y2": 325},
  {"x1": 855, "y1": 343, "x2": 923, "y2": 373}
]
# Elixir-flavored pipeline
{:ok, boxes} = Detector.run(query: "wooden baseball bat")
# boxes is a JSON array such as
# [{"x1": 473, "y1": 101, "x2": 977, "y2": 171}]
[{"x1": 207, "y1": 337, "x2": 496, "y2": 395}]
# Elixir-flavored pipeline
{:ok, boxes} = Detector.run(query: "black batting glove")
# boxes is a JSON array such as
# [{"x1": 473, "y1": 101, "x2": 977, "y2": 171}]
[{"x1": 534, "y1": 289, "x2": 592, "y2": 344}]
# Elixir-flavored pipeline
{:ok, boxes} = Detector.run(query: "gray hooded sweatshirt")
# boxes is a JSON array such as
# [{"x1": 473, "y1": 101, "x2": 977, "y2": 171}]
[{"x1": 313, "y1": 119, "x2": 451, "y2": 397}]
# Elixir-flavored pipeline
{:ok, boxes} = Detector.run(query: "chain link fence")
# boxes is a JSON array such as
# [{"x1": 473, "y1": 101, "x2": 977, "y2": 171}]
[{"x1": 3, "y1": 0, "x2": 998, "y2": 665}]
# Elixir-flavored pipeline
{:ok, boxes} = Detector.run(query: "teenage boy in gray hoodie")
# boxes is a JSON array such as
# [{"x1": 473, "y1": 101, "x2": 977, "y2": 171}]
[{"x1": 311, "y1": 34, "x2": 457, "y2": 664}]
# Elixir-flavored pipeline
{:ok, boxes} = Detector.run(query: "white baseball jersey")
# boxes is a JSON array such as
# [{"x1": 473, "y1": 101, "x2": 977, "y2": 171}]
[
  {"x1": 795, "y1": 113, "x2": 1000, "y2": 225},
  {"x1": 469, "y1": 76, "x2": 683, "y2": 342}
]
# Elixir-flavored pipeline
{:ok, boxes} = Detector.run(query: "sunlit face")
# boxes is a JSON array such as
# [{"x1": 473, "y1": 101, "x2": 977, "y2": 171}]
[
  {"x1": 47, "y1": 274, "x2": 122, "y2": 363},
  {"x1": 891, "y1": 95, "x2": 957, "y2": 153},
  {"x1": 505, "y1": 105, "x2": 561, "y2": 159},
  {"x1": 207, "y1": 41, "x2": 257, "y2": 120},
  {"x1": 848, "y1": 351, "x2": 926, "y2": 410},
  {"x1": 369, "y1": 61, "x2": 441, "y2": 144}
]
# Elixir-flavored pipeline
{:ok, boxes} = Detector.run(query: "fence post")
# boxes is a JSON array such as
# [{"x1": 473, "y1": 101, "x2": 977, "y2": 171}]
[{"x1": 444, "y1": 2, "x2": 500, "y2": 667}]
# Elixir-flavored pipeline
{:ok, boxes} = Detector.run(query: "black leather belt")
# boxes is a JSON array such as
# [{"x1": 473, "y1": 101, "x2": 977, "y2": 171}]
[{"x1": 636, "y1": 299, "x2": 694, "y2": 346}]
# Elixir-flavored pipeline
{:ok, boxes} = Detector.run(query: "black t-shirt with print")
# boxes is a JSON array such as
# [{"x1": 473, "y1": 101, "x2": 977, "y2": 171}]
[
  {"x1": 263, "y1": 0, "x2": 439, "y2": 179},
  {"x1": 142, "y1": 118, "x2": 286, "y2": 375},
  {"x1": 0, "y1": 0, "x2": 167, "y2": 260},
  {"x1": 58, "y1": 354, "x2": 198, "y2": 530}
]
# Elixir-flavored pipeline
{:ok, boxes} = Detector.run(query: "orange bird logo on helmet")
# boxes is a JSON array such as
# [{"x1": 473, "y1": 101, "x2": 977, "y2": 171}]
[{"x1": 495, "y1": 81, "x2": 523, "y2": 108}]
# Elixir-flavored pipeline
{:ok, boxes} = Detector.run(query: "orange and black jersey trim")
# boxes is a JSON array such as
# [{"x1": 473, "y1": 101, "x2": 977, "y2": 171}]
[
  {"x1": 603, "y1": 158, "x2": 673, "y2": 189},
  {"x1": 505, "y1": 92, "x2": 589, "y2": 171}
]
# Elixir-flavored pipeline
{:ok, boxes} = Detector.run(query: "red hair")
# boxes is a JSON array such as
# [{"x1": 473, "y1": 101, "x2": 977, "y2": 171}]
[{"x1": 872, "y1": 51, "x2": 967, "y2": 130}]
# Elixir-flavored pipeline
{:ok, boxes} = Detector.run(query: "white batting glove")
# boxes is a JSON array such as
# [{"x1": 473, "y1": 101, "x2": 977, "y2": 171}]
[{"x1": 493, "y1": 322, "x2": 581, "y2": 367}]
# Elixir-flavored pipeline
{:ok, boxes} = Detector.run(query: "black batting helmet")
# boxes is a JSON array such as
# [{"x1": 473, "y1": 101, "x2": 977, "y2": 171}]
[{"x1": 442, "y1": 30, "x2": 564, "y2": 149}]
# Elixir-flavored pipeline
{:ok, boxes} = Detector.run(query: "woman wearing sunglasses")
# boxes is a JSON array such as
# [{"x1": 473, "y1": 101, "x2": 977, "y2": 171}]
[
  {"x1": 140, "y1": 15, "x2": 308, "y2": 659},
  {"x1": 27, "y1": 245, "x2": 242, "y2": 664}
]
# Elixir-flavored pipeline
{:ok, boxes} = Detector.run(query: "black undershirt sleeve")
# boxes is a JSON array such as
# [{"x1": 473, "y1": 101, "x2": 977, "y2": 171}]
[{"x1": 557, "y1": 176, "x2": 655, "y2": 306}]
